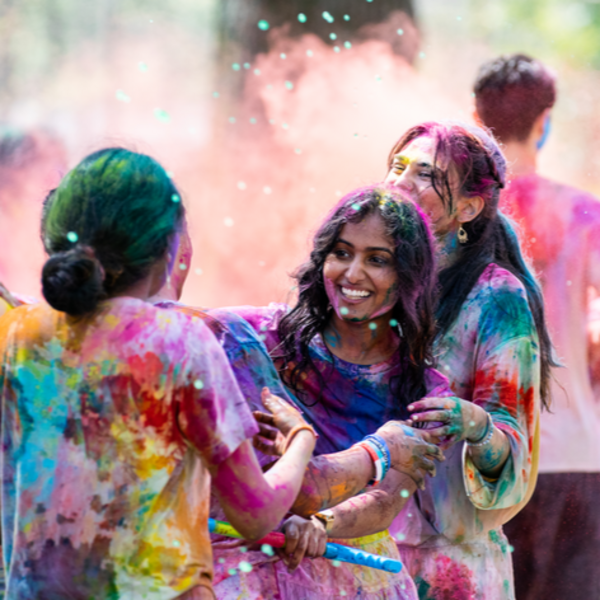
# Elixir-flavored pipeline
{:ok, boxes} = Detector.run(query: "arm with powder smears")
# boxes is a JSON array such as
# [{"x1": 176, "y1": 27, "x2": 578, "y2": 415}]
[{"x1": 254, "y1": 415, "x2": 443, "y2": 517}]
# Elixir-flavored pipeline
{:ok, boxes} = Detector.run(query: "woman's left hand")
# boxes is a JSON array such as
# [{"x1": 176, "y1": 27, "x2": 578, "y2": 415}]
[{"x1": 407, "y1": 397, "x2": 489, "y2": 449}]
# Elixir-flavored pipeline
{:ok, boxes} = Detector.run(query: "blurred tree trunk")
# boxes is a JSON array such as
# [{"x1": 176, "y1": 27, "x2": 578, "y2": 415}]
[{"x1": 217, "y1": 0, "x2": 417, "y2": 61}]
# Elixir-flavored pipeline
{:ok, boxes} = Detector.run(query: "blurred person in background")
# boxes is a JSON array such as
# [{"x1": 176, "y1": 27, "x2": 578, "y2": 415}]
[
  {"x1": 474, "y1": 53, "x2": 600, "y2": 599},
  {"x1": 0, "y1": 126, "x2": 67, "y2": 298}
]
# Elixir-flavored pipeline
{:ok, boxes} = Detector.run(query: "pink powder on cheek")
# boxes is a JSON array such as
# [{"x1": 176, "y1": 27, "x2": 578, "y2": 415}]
[{"x1": 323, "y1": 273, "x2": 345, "y2": 319}]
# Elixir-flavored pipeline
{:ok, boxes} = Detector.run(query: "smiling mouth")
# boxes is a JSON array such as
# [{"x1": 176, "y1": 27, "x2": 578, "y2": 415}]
[{"x1": 340, "y1": 286, "x2": 372, "y2": 301}]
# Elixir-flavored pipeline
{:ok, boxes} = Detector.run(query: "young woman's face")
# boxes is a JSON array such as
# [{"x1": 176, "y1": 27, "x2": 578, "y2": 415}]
[
  {"x1": 323, "y1": 213, "x2": 399, "y2": 323},
  {"x1": 384, "y1": 135, "x2": 456, "y2": 236}
]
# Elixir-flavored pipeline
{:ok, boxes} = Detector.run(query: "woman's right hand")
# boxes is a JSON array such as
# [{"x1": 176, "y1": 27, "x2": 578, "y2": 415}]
[
  {"x1": 375, "y1": 421, "x2": 445, "y2": 489},
  {"x1": 279, "y1": 515, "x2": 328, "y2": 572},
  {"x1": 253, "y1": 388, "x2": 316, "y2": 456}
]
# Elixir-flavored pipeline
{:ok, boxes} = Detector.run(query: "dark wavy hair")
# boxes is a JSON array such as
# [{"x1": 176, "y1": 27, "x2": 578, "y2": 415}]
[
  {"x1": 387, "y1": 121, "x2": 556, "y2": 408},
  {"x1": 277, "y1": 185, "x2": 437, "y2": 410},
  {"x1": 41, "y1": 148, "x2": 184, "y2": 316}
]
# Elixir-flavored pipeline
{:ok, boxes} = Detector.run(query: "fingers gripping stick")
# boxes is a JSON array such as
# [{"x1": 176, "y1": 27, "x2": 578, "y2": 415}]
[{"x1": 208, "y1": 519, "x2": 403, "y2": 574}]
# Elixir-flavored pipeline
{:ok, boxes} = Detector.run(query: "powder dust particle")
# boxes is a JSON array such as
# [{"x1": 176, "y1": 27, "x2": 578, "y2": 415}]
[
  {"x1": 298, "y1": 13, "x2": 307, "y2": 23},
  {"x1": 239, "y1": 561, "x2": 253, "y2": 573},
  {"x1": 154, "y1": 108, "x2": 170, "y2": 123},
  {"x1": 232, "y1": 63, "x2": 241, "y2": 71},
  {"x1": 116, "y1": 90, "x2": 131, "y2": 103},
  {"x1": 66, "y1": 231, "x2": 78, "y2": 243},
  {"x1": 322, "y1": 11, "x2": 334, "y2": 23},
  {"x1": 138, "y1": 61, "x2": 149, "y2": 72},
  {"x1": 193, "y1": 379, "x2": 204, "y2": 390},
  {"x1": 257, "y1": 20, "x2": 269, "y2": 31}
]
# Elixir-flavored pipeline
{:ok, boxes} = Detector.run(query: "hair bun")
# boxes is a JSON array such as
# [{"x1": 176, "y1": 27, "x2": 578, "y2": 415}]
[{"x1": 42, "y1": 247, "x2": 106, "y2": 316}]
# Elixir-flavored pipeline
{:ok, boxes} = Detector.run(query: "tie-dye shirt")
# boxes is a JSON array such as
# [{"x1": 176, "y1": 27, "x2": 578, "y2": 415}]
[
  {"x1": 502, "y1": 174, "x2": 600, "y2": 472},
  {"x1": 391, "y1": 263, "x2": 541, "y2": 600},
  {"x1": 0, "y1": 298, "x2": 257, "y2": 599}
]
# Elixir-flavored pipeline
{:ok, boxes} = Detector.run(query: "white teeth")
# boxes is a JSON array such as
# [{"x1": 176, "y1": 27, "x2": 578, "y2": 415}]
[{"x1": 342, "y1": 287, "x2": 370, "y2": 298}]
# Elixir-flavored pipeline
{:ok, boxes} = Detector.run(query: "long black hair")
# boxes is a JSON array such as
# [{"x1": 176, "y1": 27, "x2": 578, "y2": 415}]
[
  {"x1": 277, "y1": 185, "x2": 438, "y2": 409},
  {"x1": 387, "y1": 122, "x2": 556, "y2": 408}
]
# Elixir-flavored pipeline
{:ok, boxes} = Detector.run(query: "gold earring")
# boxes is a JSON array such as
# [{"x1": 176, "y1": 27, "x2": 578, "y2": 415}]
[{"x1": 457, "y1": 225, "x2": 468, "y2": 244}]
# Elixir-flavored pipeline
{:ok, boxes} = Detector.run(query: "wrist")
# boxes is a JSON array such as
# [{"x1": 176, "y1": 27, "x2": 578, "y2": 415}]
[
  {"x1": 313, "y1": 509, "x2": 334, "y2": 535},
  {"x1": 466, "y1": 411, "x2": 494, "y2": 446},
  {"x1": 284, "y1": 424, "x2": 317, "y2": 453}
]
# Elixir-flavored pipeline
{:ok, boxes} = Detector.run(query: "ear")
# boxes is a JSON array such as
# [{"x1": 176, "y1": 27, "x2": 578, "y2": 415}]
[
  {"x1": 456, "y1": 195, "x2": 484, "y2": 224},
  {"x1": 532, "y1": 108, "x2": 552, "y2": 151}
]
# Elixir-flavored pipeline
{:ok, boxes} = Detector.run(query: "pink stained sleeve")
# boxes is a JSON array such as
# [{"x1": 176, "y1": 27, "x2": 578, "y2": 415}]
[{"x1": 177, "y1": 321, "x2": 259, "y2": 467}]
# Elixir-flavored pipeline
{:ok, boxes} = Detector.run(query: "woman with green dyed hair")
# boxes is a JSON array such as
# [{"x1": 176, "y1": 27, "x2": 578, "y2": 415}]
[{"x1": 0, "y1": 147, "x2": 318, "y2": 599}]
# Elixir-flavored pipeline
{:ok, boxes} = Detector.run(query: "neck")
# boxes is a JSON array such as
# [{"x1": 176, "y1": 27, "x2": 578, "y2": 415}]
[
  {"x1": 501, "y1": 138, "x2": 538, "y2": 178},
  {"x1": 323, "y1": 313, "x2": 399, "y2": 365},
  {"x1": 436, "y1": 228, "x2": 462, "y2": 271}
]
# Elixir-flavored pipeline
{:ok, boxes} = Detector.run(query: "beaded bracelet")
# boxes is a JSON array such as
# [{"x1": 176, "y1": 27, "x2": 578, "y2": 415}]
[{"x1": 466, "y1": 412, "x2": 495, "y2": 448}]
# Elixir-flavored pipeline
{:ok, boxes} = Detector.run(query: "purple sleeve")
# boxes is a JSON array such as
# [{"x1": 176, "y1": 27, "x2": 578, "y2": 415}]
[
  {"x1": 423, "y1": 367, "x2": 454, "y2": 398},
  {"x1": 216, "y1": 303, "x2": 290, "y2": 354}
]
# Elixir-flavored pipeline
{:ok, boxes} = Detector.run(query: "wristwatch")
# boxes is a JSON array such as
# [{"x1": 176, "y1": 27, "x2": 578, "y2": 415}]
[{"x1": 313, "y1": 509, "x2": 335, "y2": 534}]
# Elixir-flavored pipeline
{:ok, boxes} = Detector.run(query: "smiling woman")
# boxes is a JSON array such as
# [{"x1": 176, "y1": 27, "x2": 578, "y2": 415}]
[{"x1": 208, "y1": 185, "x2": 455, "y2": 599}]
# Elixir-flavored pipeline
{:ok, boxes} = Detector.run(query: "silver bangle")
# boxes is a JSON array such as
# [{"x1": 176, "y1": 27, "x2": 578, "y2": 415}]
[{"x1": 466, "y1": 412, "x2": 494, "y2": 447}]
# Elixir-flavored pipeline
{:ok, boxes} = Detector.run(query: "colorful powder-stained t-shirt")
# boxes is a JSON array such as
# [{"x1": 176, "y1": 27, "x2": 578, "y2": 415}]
[
  {"x1": 391, "y1": 263, "x2": 541, "y2": 600},
  {"x1": 0, "y1": 298, "x2": 257, "y2": 599}
]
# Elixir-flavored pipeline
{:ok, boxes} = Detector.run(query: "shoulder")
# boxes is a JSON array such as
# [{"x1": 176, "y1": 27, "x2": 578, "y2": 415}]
[
  {"x1": 512, "y1": 175, "x2": 600, "y2": 220},
  {"x1": 465, "y1": 264, "x2": 535, "y2": 341}
]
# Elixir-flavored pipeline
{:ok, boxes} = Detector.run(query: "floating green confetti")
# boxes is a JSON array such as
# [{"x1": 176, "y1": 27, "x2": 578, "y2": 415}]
[
  {"x1": 397, "y1": 28, "x2": 404, "y2": 35},
  {"x1": 280, "y1": 53, "x2": 287, "y2": 59},
  {"x1": 389, "y1": 319, "x2": 398, "y2": 327},
  {"x1": 344, "y1": 41, "x2": 352, "y2": 49},
  {"x1": 179, "y1": 263, "x2": 187, "y2": 270},
  {"x1": 213, "y1": 91, "x2": 220, "y2": 98},
  {"x1": 243, "y1": 62, "x2": 251, "y2": 69},
  {"x1": 340, "y1": 307, "x2": 349, "y2": 315},
  {"x1": 238, "y1": 561, "x2": 253, "y2": 573},
  {"x1": 285, "y1": 81, "x2": 294, "y2": 90},
  {"x1": 294, "y1": 148, "x2": 302, "y2": 154},
  {"x1": 258, "y1": 20, "x2": 270, "y2": 31},
  {"x1": 228, "y1": 568, "x2": 237, "y2": 576},
  {"x1": 171, "y1": 194, "x2": 180, "y2": 203},
  {"x1": 396, "y1": 532, "x2": 406, "y2": 541},
  {"x1": 194, "y1": 379, "x2": 204, "y2": 390},
  {"x1": 322, "y1": 11, "x2": 334, "y2": 23},
  {"x1": 282, "y1": 123, "x2": 289, "y2": 130},
  {"x1": 375, "y1": 75, "x2": 382, "y2": 82},
  {"x1": 240, "y1": 546, "x2": 248, "y2": 553},
  {"x1": 138, "y1": 61, "x2": 149, "y2": 72},
  {"x1": 332, "y1": 560, "x2": 342, "y2": 567},
  {"x1": 154, "y1": 108, "x2": 171, "y2": 123},
  {"x1": 254, "y1": 68, "x2": 261, "y2": 75},
  {"x1": 351, "y1": 203, "x2": 362, "y2": 211},
  {"x1": 173, "y1": 539, "x2": 181, "y2": 547},
  {"x1": 400, "y1": 489, "x2": 410, "y2": 498},
  {"x1": 116, "y1": 90, "x2": 131, "y2": 103},
  {"x1": 298, "y1": 13, "x2": 307, "y2": 23},
  {"x1": 330, "y1": 33, "x2": 337, "y2": 40},
  {"x1": 344, "y1": 14, "x2": 350, "y2": 21},
  {"x1": 261, "y1": 544, "x2": 275, "y2": 556},
  {"x1": 369, "y1": 322, "x2": 377, "y2": 330},
  {"x1": 333, "y1": 46, "x2": 340, "y2": 52},
  {"x1": 66, "y1": 231, "x2": 78, "y2": 243},
  {"x1": 229, "y1": 117, "x2": 236, "y2": 124},
  {"x1": 232, "y1": 63, "x2": 241, "y2": 71},
  {"x1": 306, "y1": 49, "x2": 314, "y2": 57}
]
